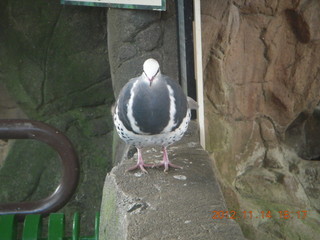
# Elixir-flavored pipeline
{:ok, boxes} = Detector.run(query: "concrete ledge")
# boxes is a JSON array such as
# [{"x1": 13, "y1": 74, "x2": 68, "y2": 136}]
[{"x1": 100, "y1": 122, "x2": 245, "y2": 240}]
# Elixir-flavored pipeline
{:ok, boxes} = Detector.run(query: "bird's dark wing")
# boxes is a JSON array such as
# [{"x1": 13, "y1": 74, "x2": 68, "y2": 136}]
[
  {"x1": 117, "y1": 78, "x2": 138, "y2": 133},
  {"x1": 163, "y1": 75, "x2": 188, "y2": 130}
]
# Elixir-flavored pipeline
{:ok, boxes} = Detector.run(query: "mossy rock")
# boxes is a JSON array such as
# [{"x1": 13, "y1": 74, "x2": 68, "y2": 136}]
[{"x1": 0, "y1": 0, "x2": 113, "y2": 234}]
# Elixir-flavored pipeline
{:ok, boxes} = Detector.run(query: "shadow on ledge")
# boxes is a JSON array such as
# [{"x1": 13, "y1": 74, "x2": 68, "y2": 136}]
[{"x1": 99, "y1": 121, "x2": 245, "y2": 240}]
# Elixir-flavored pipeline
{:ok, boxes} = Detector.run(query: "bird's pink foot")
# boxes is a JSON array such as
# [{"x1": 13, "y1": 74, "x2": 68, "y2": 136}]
[
  {"x1": 153, "y1": 161, "x2": 182, "y2": 172},
  {"x1": 126, "y1": 163, "x2": 154, "y2": 173},
  {"x1": 153, "y1": 147, "x2": 182, "y2": 172},
  {"x1": 126, "y1": 148, "x2": 152, "y2": 173}
]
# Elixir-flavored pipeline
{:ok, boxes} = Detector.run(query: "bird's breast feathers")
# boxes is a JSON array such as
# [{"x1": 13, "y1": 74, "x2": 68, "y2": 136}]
[{"x1": 117, "y1": 75, "x2": 188, "y2": 135}]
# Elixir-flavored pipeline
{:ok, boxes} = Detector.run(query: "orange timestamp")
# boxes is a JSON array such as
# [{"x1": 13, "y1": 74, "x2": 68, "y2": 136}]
[{"x1": 211, "y1": 210, "x2": 308, "y2": 220}]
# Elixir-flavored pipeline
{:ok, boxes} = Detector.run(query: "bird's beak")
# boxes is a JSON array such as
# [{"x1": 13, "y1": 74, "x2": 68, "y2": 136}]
[{"x1": 149, "y1": 76, "x2": 155, "y2": 87}]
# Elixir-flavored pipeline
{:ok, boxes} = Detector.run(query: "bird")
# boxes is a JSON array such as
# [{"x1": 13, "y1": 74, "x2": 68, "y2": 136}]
[{"x1": 113, "y1": 58, "x2": 198, "y2": 173}]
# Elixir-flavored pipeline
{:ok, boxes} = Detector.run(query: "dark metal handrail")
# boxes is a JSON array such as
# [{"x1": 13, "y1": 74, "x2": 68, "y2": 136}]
[{"x1": 0, "y1": 119, "x2": 79, "y2": 219}]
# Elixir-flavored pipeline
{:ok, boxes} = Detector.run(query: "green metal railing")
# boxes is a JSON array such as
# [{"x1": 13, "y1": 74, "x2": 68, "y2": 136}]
[{"x1": 0, "y1": 212, "x2": 99, "y2": 240}]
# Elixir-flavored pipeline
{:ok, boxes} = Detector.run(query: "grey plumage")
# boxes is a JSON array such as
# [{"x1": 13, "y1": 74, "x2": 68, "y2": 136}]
[
  {"x1": 113, "y1": 58, "x2": 196, "y2": 172},
  {"x1": 117, "y1": 74, "x2": 188, "y2": 135}
]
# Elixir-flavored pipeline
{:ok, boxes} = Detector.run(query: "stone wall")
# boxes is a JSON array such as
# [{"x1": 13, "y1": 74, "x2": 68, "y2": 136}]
[
  {"x1": 100, "y1": 122, "x2": 245, "y2": 240},
  {"x1": 0, "y1": 0, "x2": 113, "y2": 233},
  {"x1": 202, "y1": 0, "x2": 320, "y2": 239}
]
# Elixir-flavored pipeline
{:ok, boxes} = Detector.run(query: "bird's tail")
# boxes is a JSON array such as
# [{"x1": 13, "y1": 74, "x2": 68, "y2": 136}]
[{"x1": 187, "y1": 97, "x2": 199, "y2": 110}]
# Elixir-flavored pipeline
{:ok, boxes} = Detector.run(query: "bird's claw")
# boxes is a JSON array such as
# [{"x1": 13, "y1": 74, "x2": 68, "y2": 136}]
[
  {"x1": 126, "y1": 163, "x2": 154, "y2": 173},
  {"x1": 153, "y1": 162, "x2": 182, "y2": 172}
]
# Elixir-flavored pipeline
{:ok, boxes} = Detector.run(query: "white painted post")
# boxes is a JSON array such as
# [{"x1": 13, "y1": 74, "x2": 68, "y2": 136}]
[{"x1": 193, "y1": 0, "x2": 205, "y2": 149}]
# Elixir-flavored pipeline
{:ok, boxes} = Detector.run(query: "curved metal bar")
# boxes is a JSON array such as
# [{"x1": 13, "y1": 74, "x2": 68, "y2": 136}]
[{"x1": 0, "y1": 119, "x2": 79, "y2": 219}]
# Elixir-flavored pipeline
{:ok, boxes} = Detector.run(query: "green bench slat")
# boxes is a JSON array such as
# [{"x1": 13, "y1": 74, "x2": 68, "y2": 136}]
[
  {"x1": 0, "y1": 212, "x2": 99, "y2": 240},
  {"x1": 72, "y1": 213, "x2": 80, "y2": 240},
  {"x1": 22, "y1": 214, "x2": 42, "y2": 240},
  {"x1": 48, "y1": 213, "x2": 65, "y2": 240},
  {"x1": 0, "y1": 215, "x2": 16, "y2": 240},
  {"x1": 94, "y1": 213, "x2": 99, "y2": 240}
]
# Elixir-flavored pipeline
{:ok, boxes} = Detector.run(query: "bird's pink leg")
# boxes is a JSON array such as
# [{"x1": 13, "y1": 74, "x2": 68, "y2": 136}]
[
  {"x1": 126, "y1": 148, "x2": 153, "y2": 173},
  {"x1": 153, "y1": 146, "x2": 182, "y2": 172}
]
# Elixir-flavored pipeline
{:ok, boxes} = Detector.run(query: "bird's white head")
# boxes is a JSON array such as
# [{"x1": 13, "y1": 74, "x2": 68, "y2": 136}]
[{"x1": 143, "y1": 58, "x2": 160, "y2": 86}]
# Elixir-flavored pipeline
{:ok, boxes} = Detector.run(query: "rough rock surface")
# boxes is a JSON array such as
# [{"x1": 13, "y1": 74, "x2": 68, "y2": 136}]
[
  {"x1": 100, "y1": 122, "x2": 245, "y2": 240},
  {"x1": 202, "y1": 0, "x2": 320, "y2": 239},
  {"x1": 107, "y1": 1, "x2": 179, "y2": 98},
  {"x1": 0, "y1": 0, "x2": 112, "y2": 233}
]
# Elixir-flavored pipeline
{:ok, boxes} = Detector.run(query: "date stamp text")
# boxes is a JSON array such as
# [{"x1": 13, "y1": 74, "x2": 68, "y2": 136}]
[{"x1": 211, "y1": 210, "x2": 308, "y2": 220}]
